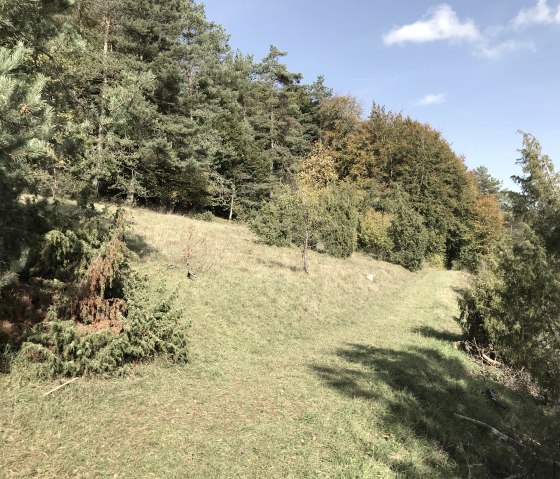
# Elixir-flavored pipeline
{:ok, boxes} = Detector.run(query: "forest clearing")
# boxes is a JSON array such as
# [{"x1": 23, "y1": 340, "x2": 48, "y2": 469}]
[
  {"x1": 2, "y1": 208, "x2": 558, "y2": 478},
  {"x1": 2, "y1": 1, "x2": 560, "y2": 477}
]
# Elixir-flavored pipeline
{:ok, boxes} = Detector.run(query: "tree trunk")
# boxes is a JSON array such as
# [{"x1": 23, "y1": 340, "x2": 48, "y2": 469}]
[
  {"x1": 270, "y1": 108, "x2": 274, "y2": 149},
  {"x1": 126, "y1": 169, "x2": 136, "y2": 206},
  {"x1": 302, "y1": 230, "x2": 309, "y2": 274},
  {"x1": 228, "y1": 194, "x2": 234, "y2": 221},
  {"x1": 93, "y1": 12, "x2": 111, "y2": 197}
]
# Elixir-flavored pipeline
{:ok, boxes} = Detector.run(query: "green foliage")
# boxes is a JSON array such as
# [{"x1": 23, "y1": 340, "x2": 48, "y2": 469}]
[
  {"x1": 319, "y1": 182, "x2": 359, "y2": 258},
  {"x1": 388, "y1": 198, "x2": 428, "y2": 271},
  {"x1": 459, "y1": 134, "x2": 560, "y2": 396},
  {"x1": 250, "y1": 186, "x2": 299, "y2": 247},
  {"x1": 0, "y1": 43, "x2": 54, "y2": 278},
  {"x1": 251, "y1": 182, "x2": 360, "y2": 265},
  {"x1": 7, "y1": 209, "x2": 189, "y2": 378},
  {"x1": 457, "y1": 267, "x2": 501, "y2": 345},
  {"x1": 333, "y1": 103, "x2": 503, "y2": 269},
  {"x1": 193, "y1": 211, "x2": 215, "y2": 222},
  {"x1": 474, "y1": 166, "x2": 502, "y2": 197},
  {"x1": 460, "y1": 230, "x2": 560, "y2": 394},
  {"x1": 358, "y1": 209, "x2": 394, "y2": 260},
  {"x1": 38, "y1": 230, "x2": 89, "y2": 282},
  {"x1": 17, "y1": 294, "x2": 189, "y2": 378}
]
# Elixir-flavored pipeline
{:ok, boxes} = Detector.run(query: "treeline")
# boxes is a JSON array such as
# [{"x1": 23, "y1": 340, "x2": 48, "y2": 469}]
[
  {"x1": 1, "y1": 0, "x2": 505, "y2": 373},
  {"x1": 2, "y1": 0, "x2": 325, "y2": 215},
  {"x1": 1, "y1": 0, "x2": 503, "y2": 271},
  {"x1": 252, "y1": 101, "x2": 504, "y2": 271}
]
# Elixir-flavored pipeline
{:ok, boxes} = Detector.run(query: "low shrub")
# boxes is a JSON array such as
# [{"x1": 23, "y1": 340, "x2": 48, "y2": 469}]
[
  {"x1": 16, "y1": 293, "x2": 188, "y2": 378},
  {"x1": 4, "y1": 208, "x2": 189, "y2": 378},
  {"x1": 250, "y1": 187, "x2": 298, "y2": 247},
  {"x1": 358, "y1": 209, "x2": 393, "y2": 260},
  {"x1": 193, "y1": 211, "x2": 215, "y2": 222},
  {"x1": 320, "y1": 183, "x2": 359, "y2": 258}
]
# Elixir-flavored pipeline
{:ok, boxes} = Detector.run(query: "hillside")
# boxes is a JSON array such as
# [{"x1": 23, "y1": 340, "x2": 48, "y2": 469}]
[{"x1": 1, "y1": 208, "x2": 557, "y2": 478}]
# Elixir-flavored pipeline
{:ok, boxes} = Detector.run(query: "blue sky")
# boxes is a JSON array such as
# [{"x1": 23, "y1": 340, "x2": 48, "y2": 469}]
[{"x1": 202, "y1": 0, "x2": 560, "y2": 189}]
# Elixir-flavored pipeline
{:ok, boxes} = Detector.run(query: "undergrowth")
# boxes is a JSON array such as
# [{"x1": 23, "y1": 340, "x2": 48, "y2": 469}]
[
  {"x1": 15, "y1": 293, "x2": 188, "y2": 378},
  {"x1": 2, "y1": 207, "x2": 189, "y2": 378}
]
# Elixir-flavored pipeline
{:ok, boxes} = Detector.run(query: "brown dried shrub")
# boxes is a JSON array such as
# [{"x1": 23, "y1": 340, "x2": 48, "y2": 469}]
[{"x1": 72, "y1": 211, "x2": 129, "y2": 334}]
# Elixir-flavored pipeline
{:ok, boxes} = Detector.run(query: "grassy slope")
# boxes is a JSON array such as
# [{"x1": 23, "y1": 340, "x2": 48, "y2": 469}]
[{"x1": 1, "y1": 208, "x2": 557, "y2": 478}]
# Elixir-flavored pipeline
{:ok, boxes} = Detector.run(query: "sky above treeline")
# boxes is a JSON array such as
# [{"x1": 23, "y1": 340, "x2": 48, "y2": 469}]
[{"x1": 202, "y1": 0, "x2": 560, "y2": 189}]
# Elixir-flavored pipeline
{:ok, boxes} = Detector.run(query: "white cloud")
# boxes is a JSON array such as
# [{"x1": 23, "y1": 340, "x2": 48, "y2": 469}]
[
  {"x1": 476, "y1": 40, "x2": 537, "y2": 59},
  {"x1": 382, "y1": 3, "x2": 547, "y2": 60},
  {"x1": 415, "y1": 93, "x2": 447, "y2": 106},
  {"x1": 383, "y1": 5, "x2": 481, "y2": 45},
  {"x1": 513, "y1": 0, "x2": 560, "y2": 27}
]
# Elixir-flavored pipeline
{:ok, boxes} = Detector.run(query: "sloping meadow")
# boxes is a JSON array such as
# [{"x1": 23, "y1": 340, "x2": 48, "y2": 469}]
[{"x1": 1, "y1": 207, "x2": 558, "y2": 478}]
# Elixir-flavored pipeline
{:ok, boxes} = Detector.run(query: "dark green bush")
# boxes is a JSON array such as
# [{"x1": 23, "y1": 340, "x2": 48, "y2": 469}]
[
  {"x1": 250, "y1": 188, "x2": 297, "y2": 247},
  {"x1": 320, "y1": 183, "x2": 359, "y2": 258},
  {"x1": 388, "y1": 200, "x2": 428, "y2": 271},
  {"x1": 251, "y1": 183, "x2": 360, "y2": 259},
  {"x1": 5, "y1": 208, "x2": 189, "y2": 378},
  {"x1": 193, "y1": 211, "x2": 215, "y2": 222},
  {"x1": 17, "y1": 294, "x2": 189, "y2": 378},
  {"x1": 458, "y1": 230, "x2": 560, "y2": 396}
]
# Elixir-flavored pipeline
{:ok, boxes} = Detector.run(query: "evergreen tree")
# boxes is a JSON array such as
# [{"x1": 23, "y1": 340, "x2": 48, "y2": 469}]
[
  {"x1": 0, "y1": 43, "x2": 54, "y2": 284},
  {"x1": 320, "y1": 182, "x2": 360, "y2": 258},
  {"x1": 388, "y1": 193, "x2": 429, "y2": 271},
  {"x1": 307, "y1": 75, "x2": 333, "y2": 146},
  {"x1": 249, "y1": 46, "x2": 312, "y2": 180},
  {"x1": 459, "y1": 133, "x2": 560, "y2": 395},
  {"x1": 474, "y1": 166, "x2": 502, "y2": 197},
  {"x1": 209, "y1": 52, "x2": 272, "y2": 217}
]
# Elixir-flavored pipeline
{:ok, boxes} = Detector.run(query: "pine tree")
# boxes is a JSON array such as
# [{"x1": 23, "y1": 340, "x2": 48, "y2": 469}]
[
  {"x1": 474, "y1": 166, "x2": 502, "y2": 197},
  {"x1": 249, "y1": 46, "x2": 312, "y2": 181},
  {"x1": 459, "y1": 133, "x2": 560, "y2": 395},
  {"x1": 0, "y1": 43, "x2": 54, "y2": 283}
]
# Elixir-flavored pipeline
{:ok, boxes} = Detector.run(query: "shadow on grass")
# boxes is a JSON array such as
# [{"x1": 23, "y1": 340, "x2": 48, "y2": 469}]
[
  {"x1": 412, "y1": 325, "x2": 464, "y2": 343},
  {"x1": 255, "y1": 257, "x2": 300, "y2": 273},
  {"x1": 125, "y1": 232, "x2": 158, "y2": 258},
  {"x1": 312, "y1": 343, "x2": 560, "y2": 478},
  {"x1": 452, "y1": 286, "x2": 466, "y2": 296}
]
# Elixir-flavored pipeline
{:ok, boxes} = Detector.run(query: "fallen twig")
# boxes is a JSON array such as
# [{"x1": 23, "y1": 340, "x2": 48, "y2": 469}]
[
  {"x1": 454, "y1": 413, "x2": 524, "y2": 447},
  {"x1": 482, "y1": 352, "x2": 502, "y2": 367},
  {"x1": 43, "y1": 377, "x2": 80, "y2": 397},
  {"x1": 456, "y1": 413, "x2": 560, "y2": 471},
  {"x1": 500, "y1": 420, "x2": 542, "y2": 448}
]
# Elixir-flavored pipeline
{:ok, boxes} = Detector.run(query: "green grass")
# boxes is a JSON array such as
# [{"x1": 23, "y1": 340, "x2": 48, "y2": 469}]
[{"x1": 1, "y1": 207, "x2": 558, "y2": 478}]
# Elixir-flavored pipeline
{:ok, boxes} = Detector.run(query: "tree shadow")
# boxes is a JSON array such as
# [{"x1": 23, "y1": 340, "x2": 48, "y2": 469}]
[
  {"x1": 312, "y1": 343, "x2": 560, "y2": 478},
  {"x1": 255, "y1": 257, "x2": 300, "y2": 273},
  {"x1": 412, "y1": 325, "x2": 464, "y2": 343},
  {"x1": 452, "y1": 286, "x2": 466, "y2": 296},
  {"x1": 125, "y1": 232, "x2": 158, "y2": 258}
]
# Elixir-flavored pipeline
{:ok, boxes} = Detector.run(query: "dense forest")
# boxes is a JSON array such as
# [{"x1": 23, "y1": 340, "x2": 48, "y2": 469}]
[
  {"x1": 1, "y1": 0, "x2": 502, "y2": 269},
  {"x1": 1, "y1": 0, "x2": 559, "y2": 403}
]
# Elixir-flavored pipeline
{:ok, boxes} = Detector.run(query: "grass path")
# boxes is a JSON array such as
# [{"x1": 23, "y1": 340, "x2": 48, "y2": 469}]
[
  {"x1": 170, "y1": 268, "x2": 464, "y2": 478},
  {"x1": 2, "y1": 210, "x2": 556, "y2": 478}
]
